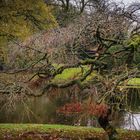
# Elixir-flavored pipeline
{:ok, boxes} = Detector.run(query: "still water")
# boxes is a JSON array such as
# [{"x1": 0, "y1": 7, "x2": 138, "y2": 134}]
[
  {"x1": 0, "y1": 95, "x2": 140, "y2": 130},
  {"x1": 121, "y1": 113, "x2": 140, "y2": 130}
]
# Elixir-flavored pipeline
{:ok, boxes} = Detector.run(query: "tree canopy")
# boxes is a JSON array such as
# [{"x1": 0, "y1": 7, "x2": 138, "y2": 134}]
[{"x1": 0, "y1": 0, "x2": 57, "y2": 44}]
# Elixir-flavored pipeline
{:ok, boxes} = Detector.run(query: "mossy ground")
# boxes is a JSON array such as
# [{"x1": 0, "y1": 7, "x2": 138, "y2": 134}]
[{"x1": 0, "y1": 124, "x2": 140, "y2": 140}]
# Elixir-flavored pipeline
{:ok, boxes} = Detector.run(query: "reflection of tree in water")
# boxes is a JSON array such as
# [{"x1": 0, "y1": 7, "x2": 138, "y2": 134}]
[
  {"x1": 127, "y1": 89, "x2": 140, "y2": 112},
  {"x1": 111, "y1": 88, "x2": 140, "y2": 130},
  {"x1": 124, "y1": 88, "x2": 140, "y2": 130},
  {"x1": 0, "y1": 95, "x2": 56, "y2": 123},
  {"x1": 123, "y1": 113, "x2": 140, "y2": 130}
]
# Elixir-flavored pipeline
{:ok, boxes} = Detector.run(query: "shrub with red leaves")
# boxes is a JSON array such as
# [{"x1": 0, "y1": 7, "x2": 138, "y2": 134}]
[
  {"x1": 88, "y1": 103, "x2": 109, "y2": 118},
  {"x1": 57, "y1": 102, "x2": 82, "y2": 115},
  {"x1": 57, "y1": 102, "x2": 109, "y2": 118}
]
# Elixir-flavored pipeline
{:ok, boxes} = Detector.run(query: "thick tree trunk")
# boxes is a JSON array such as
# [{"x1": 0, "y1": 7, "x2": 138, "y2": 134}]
[{"x1": 98, "y1": 110, "x2": 119, "y2": 140}]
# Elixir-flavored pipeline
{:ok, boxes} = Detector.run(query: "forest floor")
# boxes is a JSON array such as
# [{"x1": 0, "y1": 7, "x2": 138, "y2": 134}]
[{"x1": 0, "y1": 124, "x2": 140, "y2": 140}]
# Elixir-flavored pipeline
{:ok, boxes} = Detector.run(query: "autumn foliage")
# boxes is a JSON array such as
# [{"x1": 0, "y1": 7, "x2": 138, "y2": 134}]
[
  {"x1": 57, "y1": 102, "x2": 109, "y2": 118},
  {"x1": 57, "y1": 102, "x2": 82, "y2": 115}
]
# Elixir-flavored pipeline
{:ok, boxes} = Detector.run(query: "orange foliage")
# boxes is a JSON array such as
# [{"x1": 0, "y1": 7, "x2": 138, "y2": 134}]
[
  {"x1": 57, "y1": 102, "x2": 82, "y2": 115},
  {"x1": 57, "y1": 102, "x2": 109, "y2": 118},
  {"x1": 88, "y1": 103, "x2": 109, "y2": 118}
]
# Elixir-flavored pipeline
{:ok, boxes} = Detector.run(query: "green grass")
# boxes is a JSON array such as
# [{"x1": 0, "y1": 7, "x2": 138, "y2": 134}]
[
  {"x1": 53, "y1": 66, "x2": 97, "y2": 83},
  {"x1": 0, "y1": 123, "x2": 102, "y2": 132},
  {"x1": 0, "y1": 124, "x2": 140, "y2": 140},
  {"x1": 52, "y1": 64, "x2": 140, "y2": 88},
  {"x1": 127, "y1": 78, "x2": 140, "y2": 85},
  {"x1": 0, "y1": 124, "x2": 104, "y2": 140},
  {"x1": 119, "y1": 78, "x2": 140, "y2": 89}
]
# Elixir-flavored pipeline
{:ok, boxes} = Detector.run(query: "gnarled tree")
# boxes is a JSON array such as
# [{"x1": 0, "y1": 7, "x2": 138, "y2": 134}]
[{"x1": 0, "y1": 0, "x2": 140, "y2": 140}]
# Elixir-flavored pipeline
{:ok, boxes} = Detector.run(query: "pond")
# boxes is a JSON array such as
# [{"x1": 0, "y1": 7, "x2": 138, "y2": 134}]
[
  {"x1": 122, "y1": 113, "x2": 140, "y2": 130},
  {"x1": 0, "y1": 88, "x2": 140, "y2": 130}
]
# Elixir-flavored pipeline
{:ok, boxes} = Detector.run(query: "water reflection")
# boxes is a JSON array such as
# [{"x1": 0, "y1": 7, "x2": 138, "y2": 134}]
[
  {"x1": 0, "y1": 96, "x2": 57, "y2": 123},
  {"x1": 121, "y1": 113, "x2": 140, "y2": 130},
  {"x1": 0, "y1": 95, "x2": 140, "y2": 130}
]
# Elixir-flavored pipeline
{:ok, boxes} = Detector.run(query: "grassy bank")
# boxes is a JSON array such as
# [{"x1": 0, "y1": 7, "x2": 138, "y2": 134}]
[{"x1": 0, "y1": 124, "x2": 140, "y2": 140}]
